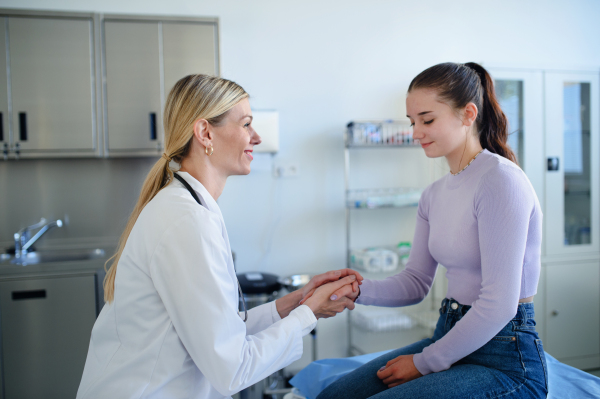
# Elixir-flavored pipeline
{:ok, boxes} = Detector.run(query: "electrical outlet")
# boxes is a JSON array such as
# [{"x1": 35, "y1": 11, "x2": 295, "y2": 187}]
[{"x1": 273, "y1": 163, "x2": 299, "y2": 178}]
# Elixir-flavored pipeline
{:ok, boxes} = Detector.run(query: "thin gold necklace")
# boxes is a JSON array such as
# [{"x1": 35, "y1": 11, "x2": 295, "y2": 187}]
[{"x1": 451, "y1": 149, "x2": 484, "y2": 176}]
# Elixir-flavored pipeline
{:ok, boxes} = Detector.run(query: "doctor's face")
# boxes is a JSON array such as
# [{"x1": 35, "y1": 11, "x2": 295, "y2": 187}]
[
  {"x1": 211, "y1": 98, "x2": 262, "y2": 176},
  {"x1": 406, "y1": 88, "x2": 468, "y2": 160}
]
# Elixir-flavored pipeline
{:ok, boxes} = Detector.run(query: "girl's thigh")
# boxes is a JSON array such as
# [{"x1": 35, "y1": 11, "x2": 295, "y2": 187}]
[
  {"x1": 316, "y1": 339, "x2": 433, "y2": 399},
  {"x1": 369, "y1": 364, "x2": 537, "y2": 399}
]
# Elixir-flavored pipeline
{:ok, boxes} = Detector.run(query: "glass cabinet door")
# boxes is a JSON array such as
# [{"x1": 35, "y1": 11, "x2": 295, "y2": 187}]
[
  {"x1": 488, "y1": 68, "x2": 545, "y2": 208},
  {"x1": 495, "y1": 79, "x2": 524, "y2": 164},
  {"x1": 545, "y1": 71, "x2": 600, "y2": 255}
]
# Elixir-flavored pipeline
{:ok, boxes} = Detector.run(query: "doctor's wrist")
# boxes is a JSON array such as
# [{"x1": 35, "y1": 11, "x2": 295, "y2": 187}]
[{"x1": 275, "y1": 290, "x2": 303, "y2": 319}]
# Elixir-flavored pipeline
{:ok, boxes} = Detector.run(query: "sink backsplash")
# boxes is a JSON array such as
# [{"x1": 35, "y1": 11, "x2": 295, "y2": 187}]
[{"x1": 0, "y1": 157, "x2": 157, "y2": 250}]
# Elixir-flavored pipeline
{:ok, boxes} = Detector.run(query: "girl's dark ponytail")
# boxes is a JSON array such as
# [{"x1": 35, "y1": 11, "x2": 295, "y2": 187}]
[
  {"x1": 464, "y1": 62, "x2": 517, "y2": 164},
  {"x1": 408, "y1": 62, "x2": 518, "y2": 165}
]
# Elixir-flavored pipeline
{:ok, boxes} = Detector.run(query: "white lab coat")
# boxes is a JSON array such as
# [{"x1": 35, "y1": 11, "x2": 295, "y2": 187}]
[{"x1": 77, "y1": 172, "x2": 317, "y2": 399}]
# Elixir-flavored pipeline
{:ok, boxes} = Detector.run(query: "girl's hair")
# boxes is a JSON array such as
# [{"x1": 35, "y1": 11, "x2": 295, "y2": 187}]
[
  {"x1": 408, "y1": 62, "x2": 517, "y2": 164},
  {"x1": 103, "y1": 74, "x2": 249, "y2": 303}
]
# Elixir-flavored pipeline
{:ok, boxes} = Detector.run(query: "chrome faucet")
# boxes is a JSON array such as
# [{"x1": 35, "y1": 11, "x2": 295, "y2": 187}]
[{"x1": 13, "y1": 218, "x2": 63, "y2": 258}]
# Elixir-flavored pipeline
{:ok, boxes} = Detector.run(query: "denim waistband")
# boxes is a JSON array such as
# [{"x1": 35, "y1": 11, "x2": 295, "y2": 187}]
[{"x1": 441, "y1": 298, "x2": 535, "y2": 321}]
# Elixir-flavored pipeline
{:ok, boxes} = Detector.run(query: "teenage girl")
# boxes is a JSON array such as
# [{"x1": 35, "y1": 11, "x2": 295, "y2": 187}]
[{"x1": 317, "y1": 62, "x2": 547, "y2": 399}]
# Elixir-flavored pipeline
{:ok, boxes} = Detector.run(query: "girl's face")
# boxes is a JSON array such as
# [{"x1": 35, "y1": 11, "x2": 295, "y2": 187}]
[
  {"x1": 406, "y1": 88, "x2": 470, "y2": 160},
  {"x1": 210, "y1": 98, "x2": 262, "y2": 176}
]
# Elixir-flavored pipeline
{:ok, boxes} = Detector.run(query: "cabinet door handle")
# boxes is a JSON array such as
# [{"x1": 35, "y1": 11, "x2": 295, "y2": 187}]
[
  {"x1": 551, "y1": 310, "x2": 559, "y2": 317},
  {"x1": 547, "y1": 157, "x2": 559, "y2": 171},
  {"x1": 149, "y1": 112, "x2": 157, "y2": 141},
  {"x1": 0, "y1": 112, "x2": 3, "y2": 141},
  {"x1": 19, "y1": 112, "x2": 27, "y2": 141},
  {"x1": 12, "y1": 289, "x2": 46, "y2": 301}
]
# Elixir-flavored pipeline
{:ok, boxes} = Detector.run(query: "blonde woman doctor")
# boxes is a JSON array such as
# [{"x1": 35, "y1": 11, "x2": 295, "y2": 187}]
[{"x1": 77, "y1": 75, "x2": 362, "y2": 399}]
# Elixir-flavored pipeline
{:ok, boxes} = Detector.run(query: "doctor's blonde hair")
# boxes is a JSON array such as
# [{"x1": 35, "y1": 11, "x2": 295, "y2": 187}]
[{"x1": 103, "y1": 74, "x2": 249, "y2": 303}]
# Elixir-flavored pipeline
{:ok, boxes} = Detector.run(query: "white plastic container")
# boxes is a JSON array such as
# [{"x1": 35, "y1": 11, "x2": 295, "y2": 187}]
[
  {"x1": 350, "y1": 248, "x2": 398, "y2": 273},
  {"x1": 351, "y1": 305, "x2": 415, "y2": 332}
]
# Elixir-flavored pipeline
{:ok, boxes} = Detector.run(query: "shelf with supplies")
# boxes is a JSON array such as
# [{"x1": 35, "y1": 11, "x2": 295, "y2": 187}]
[
  {"x1": 346, "y1": 187, "x2": 423, "y2": 209},
  {"x1": 344, "y1": 119, "x2": 438, "y2": 356},
  {"x1": 345, "y1": 120, "x2": 421, "y2": 148},
  {"x1": 351, "y1": 305, "x2": 439, "y2": 333}
]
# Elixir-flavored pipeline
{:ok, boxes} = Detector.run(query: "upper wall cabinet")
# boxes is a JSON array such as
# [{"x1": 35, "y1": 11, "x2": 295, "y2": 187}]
[
  {"x1": 0, "y1": 11, "x2": 99, "y2": 158},
  {"x1": 0, "y1": 18, "x2": 8, "y2": 158},
  {"x1": 103, "y1": 20, "x2": 162, "y2": 154},
  {"x1": 0, "y1": 10, "x2": 219, "y2": 159},
  {"x1": 102, "y1": 16, "x2": 219, "y2": 157},
  {"x1": 162, "y1": 22, "x2": 218, "y2": 96}
]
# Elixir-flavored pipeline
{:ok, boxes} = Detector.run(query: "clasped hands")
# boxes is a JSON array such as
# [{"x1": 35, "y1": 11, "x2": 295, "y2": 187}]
[
  {"x1": 300, "y1": 269, "x2": 363, "y2": 319},
  {"x1": 275, "y1": 268, "x2": 422, "y2": 388},
  {"x1": 299, "y1": 270, "x2": 422, "y2": 388},
  {"x1": 275, "y1": 269, "x2": 363, "y2": 320}
]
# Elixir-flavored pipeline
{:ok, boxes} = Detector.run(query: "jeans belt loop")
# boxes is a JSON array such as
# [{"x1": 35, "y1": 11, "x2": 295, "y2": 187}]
[{"x1": 519, "y1": 304, "x2": 528, "y2": 325}]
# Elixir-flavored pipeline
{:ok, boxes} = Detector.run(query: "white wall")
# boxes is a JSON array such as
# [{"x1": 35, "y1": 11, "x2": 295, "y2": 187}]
[{"x1": 2, "y1": 0, "x2": 599, "y2": 362}]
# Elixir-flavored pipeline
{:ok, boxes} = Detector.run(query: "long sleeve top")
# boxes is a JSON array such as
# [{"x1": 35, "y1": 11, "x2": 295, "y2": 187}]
[
  {"x1": 77, "y1": 172, "x2": 317, "y2": 399},
  {"x1": 356, "y1": 149, "x2": 543, "y2": 375}
]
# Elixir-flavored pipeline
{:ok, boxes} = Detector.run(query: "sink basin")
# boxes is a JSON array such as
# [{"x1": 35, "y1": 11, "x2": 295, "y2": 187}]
[{"x1": 4, "y1": 248, "x2": 107, "y2": 266}]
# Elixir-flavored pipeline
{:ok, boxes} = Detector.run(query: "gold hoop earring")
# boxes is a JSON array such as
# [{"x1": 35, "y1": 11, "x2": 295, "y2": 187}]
[{"x1": 205, "y1": 146, "x2": 214, "y2": 156}]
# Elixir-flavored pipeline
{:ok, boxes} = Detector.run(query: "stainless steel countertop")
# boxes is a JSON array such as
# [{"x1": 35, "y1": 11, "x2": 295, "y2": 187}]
[{"x1": 0, "y1": 250, "x2": 110, "y2": 279}]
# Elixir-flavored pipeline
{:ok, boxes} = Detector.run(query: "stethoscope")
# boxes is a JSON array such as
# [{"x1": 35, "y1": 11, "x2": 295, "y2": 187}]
[{"x1": 173, "y1": 173, "x2": 248, "y2": 322}]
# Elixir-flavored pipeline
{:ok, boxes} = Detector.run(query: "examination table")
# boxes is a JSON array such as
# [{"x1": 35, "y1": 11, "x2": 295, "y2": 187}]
[{"x1": 290, "y1": 350, "x2": 600, "y2": 399}]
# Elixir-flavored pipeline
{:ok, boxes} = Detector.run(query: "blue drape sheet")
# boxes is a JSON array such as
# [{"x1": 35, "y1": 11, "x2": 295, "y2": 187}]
[{"x1": 290, "y1": 351, "x2": 600, "y2": 399}]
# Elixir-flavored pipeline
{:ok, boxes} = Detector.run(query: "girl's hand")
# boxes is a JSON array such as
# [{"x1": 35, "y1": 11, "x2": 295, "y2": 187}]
[
  {"x1": 376, "y1": 354, "x2": 423, "y2": 388},
  {"x1": 303, "y1": 276, "x2": 358, "y2": 319},
  {"x1": 299, "y1": 269, "x2": 363, "y2": 305}
]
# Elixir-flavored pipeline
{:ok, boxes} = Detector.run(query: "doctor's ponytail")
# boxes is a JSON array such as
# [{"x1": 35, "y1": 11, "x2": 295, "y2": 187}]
[
  {"x1": 103, "y1": 75, "x2": 249, "y2": 303},
  {"x1": 408, "y1": 62, "x2": 517, "y2": 164}
]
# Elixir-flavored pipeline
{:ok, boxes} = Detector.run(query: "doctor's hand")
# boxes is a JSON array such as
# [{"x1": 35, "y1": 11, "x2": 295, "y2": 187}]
[
  {"x1": 299, "y1": 269, "x2": 363, "y2": 306},
  {"x1": 376, "y1": 354, "x2": 422, "y2": 388},
  {"x1": 303, "y1": 275, "x2": 358, "y2": 319}
]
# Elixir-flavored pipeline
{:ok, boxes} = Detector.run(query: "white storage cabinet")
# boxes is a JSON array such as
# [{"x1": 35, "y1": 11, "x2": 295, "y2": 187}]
[{"x1": 489, "y1": 66, "x2": 600, "y2": 369}]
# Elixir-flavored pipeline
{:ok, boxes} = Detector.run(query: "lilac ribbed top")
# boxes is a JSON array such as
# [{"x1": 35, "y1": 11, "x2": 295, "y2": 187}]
[{"x1": 356, "y1": 149, "x2": 543, "y2": 375}]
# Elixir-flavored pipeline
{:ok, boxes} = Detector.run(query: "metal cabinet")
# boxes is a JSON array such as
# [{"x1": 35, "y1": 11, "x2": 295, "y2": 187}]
[
  {"x1": 0, "y1": 10, "x2": 220, "y2": 159},
  {"x1": 1, "y1": 13, "x2": 98, "y2": 158},
  {"x1": 102, "y1": 17, "x2": 219, "y2": 156},
  {"x1": 0, "y1": 274, "x2": 97, "y2": 399},
  {"x1": 0, "y1": 18, "x2": 7, "y2": 159},
  {"x1": 103, "y1": 20, "x2": 162, "y2": 154},
  {"x1": 162, "y1": 22, "x2": 218, "y2": 95}
]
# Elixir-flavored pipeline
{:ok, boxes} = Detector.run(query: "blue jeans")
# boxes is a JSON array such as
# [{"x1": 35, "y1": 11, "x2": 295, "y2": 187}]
[{"x1": 318, "y1": 299, "x2": 548, "y2": 399}]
